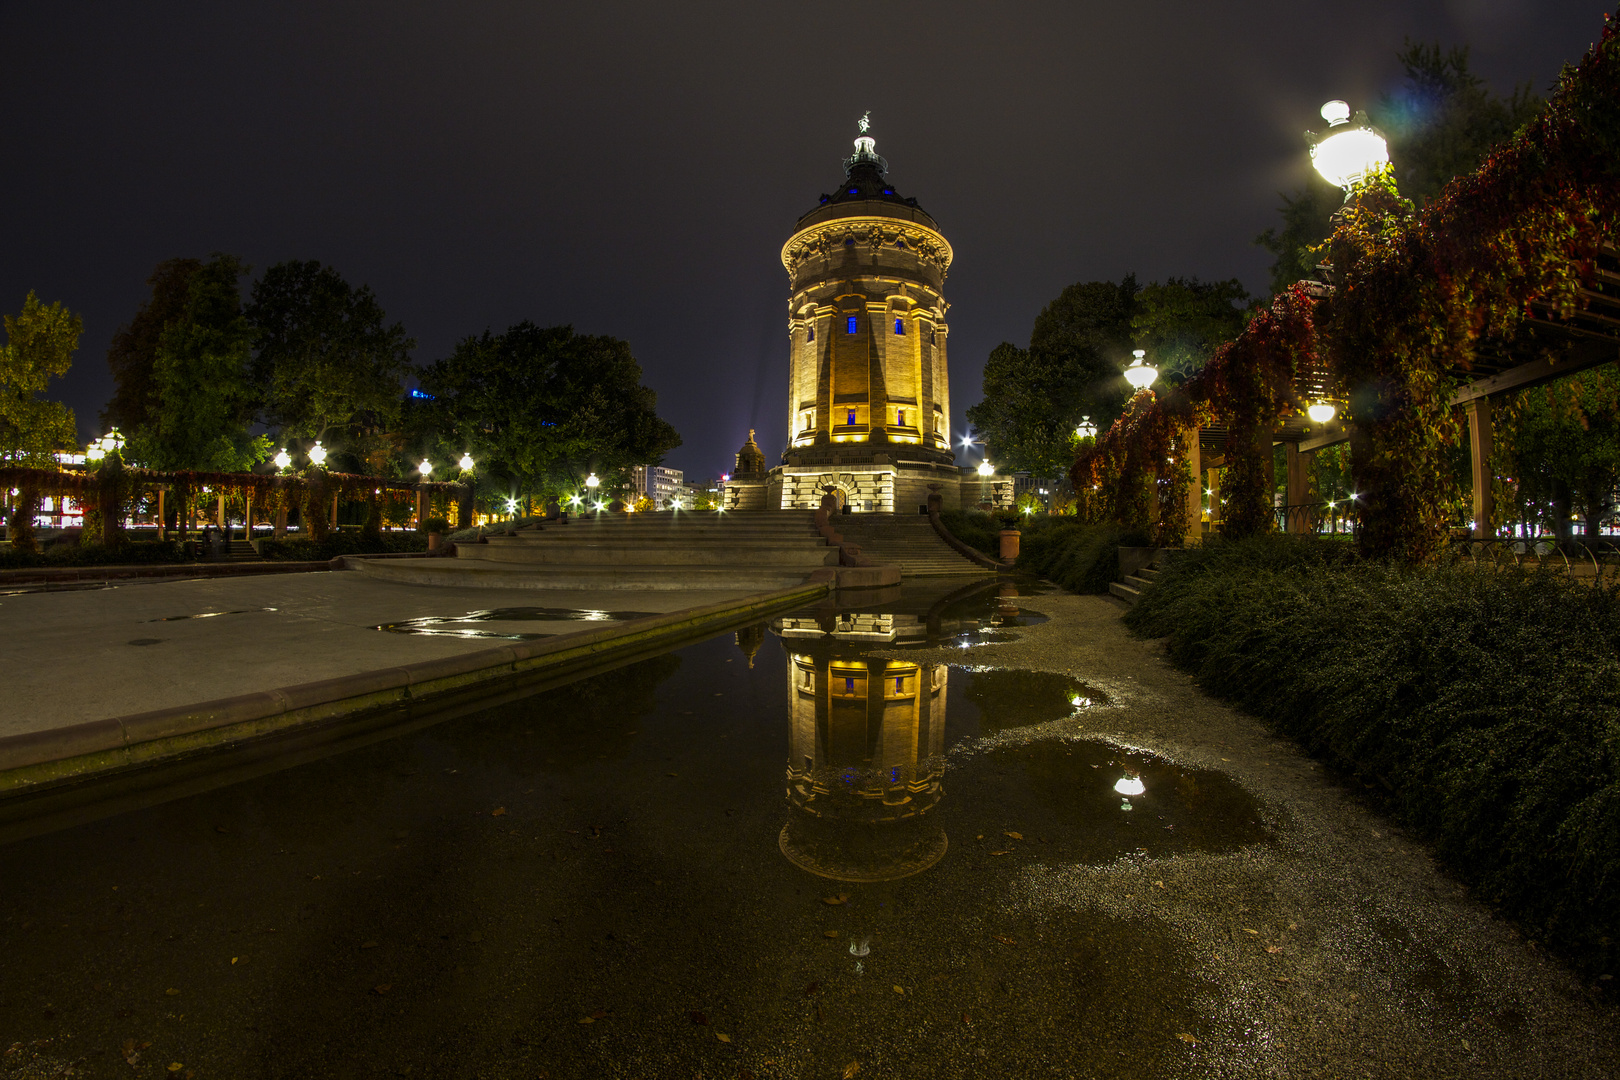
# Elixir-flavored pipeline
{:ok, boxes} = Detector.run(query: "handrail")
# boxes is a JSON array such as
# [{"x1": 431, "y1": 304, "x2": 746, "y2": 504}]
[{"x1": 926, "y1": 504, "x2": 1012, "y2": 572}]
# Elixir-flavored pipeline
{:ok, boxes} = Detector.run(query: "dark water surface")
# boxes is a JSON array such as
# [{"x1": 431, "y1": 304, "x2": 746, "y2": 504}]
[{"x1": 0, "y1": 582, "x2": 1266, "y2": 1079}]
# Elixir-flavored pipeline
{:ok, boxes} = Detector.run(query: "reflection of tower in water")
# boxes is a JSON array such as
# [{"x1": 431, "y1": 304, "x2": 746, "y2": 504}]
[{"x1": 777, "y1": 618, "x2": 949, "y2": 881}]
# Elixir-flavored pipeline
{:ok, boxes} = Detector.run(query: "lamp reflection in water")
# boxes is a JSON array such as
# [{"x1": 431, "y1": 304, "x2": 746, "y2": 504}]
[{"x1": 774, "y1": 616, "x2": 949, "y2": 882}]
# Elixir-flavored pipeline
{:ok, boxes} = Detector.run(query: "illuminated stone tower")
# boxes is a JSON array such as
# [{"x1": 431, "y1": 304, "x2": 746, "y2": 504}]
[{"x1": 763, "y1": 117, "x2": 964, "y2": 513}]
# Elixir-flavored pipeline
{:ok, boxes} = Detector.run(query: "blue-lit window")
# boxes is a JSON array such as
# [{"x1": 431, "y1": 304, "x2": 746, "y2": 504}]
[
  {"x1": 895, "y1": 237, "x2": 905, "y2": 248},
  {"x1": 894, "y1": 318, "x2": 905, "y2": 335},
  {"x1": 848, "y1": 188, "x2": 859, "y2": 194},
  {"x1": 844, "y1": 237, "x2": 855, "y2": 247},
  {"x1": 897, "y1": 409, "x2": 906, "y2": 427},
  {"x1": 807, "y1": 326, "x2": 814, "y2": 342},
  {"x1": 847, "y1": 409, "x2": 857, "y2": 426},
  {"x1": 846, "y1": 315, "x2": 857, "y2": 335},
  {"x1": 409, "y1": 388, "x2": 436, "y2": 400},
  {"x1": 895, "y1": 677, "x2": 904, "y2": 693},
  {"x1": 890, "y1": 767, "x2": 900, "y2": 782},
  {"x1": 844, "y1": 677, "x2": 855, "y2": 693},
  {"x1": 883, "y1": 188, "x2": 894, "y2": 195}
]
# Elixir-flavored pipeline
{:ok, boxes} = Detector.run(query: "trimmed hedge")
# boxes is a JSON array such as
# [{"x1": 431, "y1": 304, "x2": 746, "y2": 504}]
[
  {"x1": 0, "y1": 540, "x2": 189, "y2": 570},
  {"x1": 257, "y1": 533, "x2": 428, "y2": 561},
  {"x1": 1017, "y1": 520, "x2": 1149, "y2": 594},
  {"x1": 1124, "y1": 535, "x2": 1620, "y2": 975},
  {"x1": 938, "y1": 510, "x2": 1001, "y2": 556}
]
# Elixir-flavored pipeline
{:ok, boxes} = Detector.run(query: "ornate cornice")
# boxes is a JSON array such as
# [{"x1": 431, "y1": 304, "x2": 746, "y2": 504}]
[{"x1": 781, "y1": 216, "x2": 953, "y2": 275}]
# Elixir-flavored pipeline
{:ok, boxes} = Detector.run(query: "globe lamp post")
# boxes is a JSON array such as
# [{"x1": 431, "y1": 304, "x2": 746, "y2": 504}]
[
  {"x1": 1307, "y1": 100, "x2": 1390, "y2": 198},
  {"x1": 1307, "y1": 401, "x2": 1337, "y2": 424},
  {"x1": 308, "y1": 441, "x2": 328, "y2": 468},
  {"x1": 273, "y1": 448, "x2": 292, "y2": 471},
  {"x1": 458, "y1": 452, "x2": 475, "y2": 472},
  {"x1": 1123, "y1": 350, "x2": 1158, "y2": 392},
  {"x1": 418, "y1": 459, "x2": 433, "y2": 478},
  {"x1": 1075, "y1": 415, "x2": 1097, "y2": 440}
]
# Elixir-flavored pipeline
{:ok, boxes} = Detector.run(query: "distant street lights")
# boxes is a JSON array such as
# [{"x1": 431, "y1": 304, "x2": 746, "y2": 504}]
[{"x1": 1307, "y1": 100, "x2": 1390, "y2": 196}]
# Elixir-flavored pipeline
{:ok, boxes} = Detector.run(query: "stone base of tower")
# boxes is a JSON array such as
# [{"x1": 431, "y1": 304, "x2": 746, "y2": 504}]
[{"x1": 724, "y1": 460, "x2": 1014, "y2": 514}]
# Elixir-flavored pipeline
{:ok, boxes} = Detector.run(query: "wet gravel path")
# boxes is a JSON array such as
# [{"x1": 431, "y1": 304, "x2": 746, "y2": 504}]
[{"x1": 868, "y1": 590, "x2": 1620, "y2": 1079}]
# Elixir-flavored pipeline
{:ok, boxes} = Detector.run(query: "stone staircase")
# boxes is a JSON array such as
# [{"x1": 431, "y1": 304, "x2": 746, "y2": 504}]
[
  {"x1": 227, "y1": 540, "x2": 260, "y2": 561},
  {"x1": 1108, "y1": 560, "x2": 1163, "y2": 605},
  {"x1": 831, "y1": 514, "x2": 994, "y2": 577},
  {"x1": 352, "y1": 511, "x2": 840, "y2": 591}
]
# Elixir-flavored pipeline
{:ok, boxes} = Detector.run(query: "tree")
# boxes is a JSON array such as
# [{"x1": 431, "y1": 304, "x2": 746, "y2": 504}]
[
  {"x1": 246, "y1": 261, "x2": 414, "y2": 471},
  {"x1": 1257, "y1": 40, "x2": 1544, "y2": 296},
  {"x1": 1131, "y1": 277, "x2": 1250, "y2": 383},
  {"x1": 1500, "y1": 369, "x2": 1620, "y2": 542},
  {"x1": 102, "y1": 258, "x2": 202, "y2": 433},
  {"x1": 2, "y1": 292, "x2": 82, "y2": 551},
  {"x1": 417, "y1": 323, "x2": 681, "y2": 500},
  {"x1": 130, "y1": 254, "x2": 269, "y2": 472},
  {"x1": 967, "y1": 277, "x2": 1137, "y2": 478},
  {"x1": 1, "y1": 291, "x2": 81, "y2": 465}
]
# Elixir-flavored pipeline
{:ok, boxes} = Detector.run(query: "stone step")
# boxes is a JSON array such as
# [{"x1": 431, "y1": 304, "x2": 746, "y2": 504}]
[{"x1": 1109, "y1": 580, "x2": 1142, "y2": 604}]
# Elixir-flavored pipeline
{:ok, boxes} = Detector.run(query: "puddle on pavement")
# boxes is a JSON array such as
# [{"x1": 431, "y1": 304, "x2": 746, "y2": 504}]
[
  {"x1": 146, "y1": 606, "x2": 279, "y2": 622},
  {"x1": 0, "y1": 579, "x2": 1264, "y2": 1078},
  {"x1": 374, "y1": 605, "x2": 661, "y2": 640}
]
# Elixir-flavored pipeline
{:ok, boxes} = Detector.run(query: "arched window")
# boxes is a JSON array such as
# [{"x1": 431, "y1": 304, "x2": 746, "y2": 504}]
[
  {"x1": 807, "y1": 326, "x2": 814, "y2": 342},
  {"x1": 846, "y1": 315, "x2": 857, "y2": 335},
  {"x1": 893, "y1": 318, "x2": 905, "y2": 335},
  {"x1": 846, "y1": 408, "x2": 857, "y2": 426}
]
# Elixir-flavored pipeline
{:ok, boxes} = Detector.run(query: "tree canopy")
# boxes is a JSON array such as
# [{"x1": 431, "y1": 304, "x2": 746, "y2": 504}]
[
  {"x1": 0, "y1": 292, "x2": 81, "y2": 466},
  {"x1": 966, "y1": 275, "x2": 1247, "y2": 478},
  {"x1": 130, "y1": 254, "x2": 269, "y2": 472},
  {"x1": 417, "y1": 323, "x2": 681, "y2": 499},
  {"x1": 103, "y1": 258, "x2": 202, "y2": 434},
  {"x1": 1257, "y1": 40, "x2": 1544, "y2": 296},
  {"x1": 246, "y1": 260, "x2": 414, "y2": 471}
]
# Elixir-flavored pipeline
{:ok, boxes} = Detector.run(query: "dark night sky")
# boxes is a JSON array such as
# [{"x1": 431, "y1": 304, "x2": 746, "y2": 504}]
[{"x1": 2, "y1": 3, "x2": 1608, "y2": 480}]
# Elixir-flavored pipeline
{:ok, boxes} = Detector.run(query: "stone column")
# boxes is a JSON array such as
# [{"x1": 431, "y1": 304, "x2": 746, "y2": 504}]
[
  {"x1": 1285, "y1": 442, "x2": 1309, "y2": 534},
  {"x1": 1183, "y1": 425, "x2": 1202, "y2": 542},
  {"x1": 1465, "y1": 398, "x2": 1494, "y2": 540}
]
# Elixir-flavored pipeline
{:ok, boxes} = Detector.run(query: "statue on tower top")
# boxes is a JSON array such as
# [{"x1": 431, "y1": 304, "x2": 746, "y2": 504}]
[{"x1": 858, "y1": 111, "x2": 870, "y2": 134}]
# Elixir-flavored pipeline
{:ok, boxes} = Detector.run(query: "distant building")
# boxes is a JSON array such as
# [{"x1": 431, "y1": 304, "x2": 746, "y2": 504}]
[{"x1": 631, "y1": 465, "x2": 683, "y2": 507}]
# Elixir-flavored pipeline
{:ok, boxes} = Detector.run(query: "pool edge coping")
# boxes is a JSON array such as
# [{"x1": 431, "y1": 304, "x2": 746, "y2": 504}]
[{"x1": 0, "y1": 580, "x2": 830, "y2": 798}]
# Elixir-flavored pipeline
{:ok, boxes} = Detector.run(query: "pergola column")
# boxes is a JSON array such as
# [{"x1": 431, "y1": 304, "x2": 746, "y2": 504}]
[
  {"x1": 1465, "y1": 397, "x2": 1495, "y2": 539},
  {"x1": 1183, "y1": 425, "x2": 1202, "y2": 542},
  {"x1": 1285, "y1": 442, "x2": 1309, "y2": 533}
]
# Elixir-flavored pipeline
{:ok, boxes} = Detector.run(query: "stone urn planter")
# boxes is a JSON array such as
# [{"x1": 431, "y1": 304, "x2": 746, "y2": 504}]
[{"x1": 998, "y1": 528, "x2": 1021, "y2": 561}]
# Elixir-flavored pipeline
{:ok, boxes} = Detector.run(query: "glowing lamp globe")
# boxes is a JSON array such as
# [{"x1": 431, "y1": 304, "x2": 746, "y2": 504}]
[
  {"x1": 1123, "y1": 349, "x2": 1157, "y2": 391},
  {"x1": 584, "y1": 473, "x2": 600, "y2": 489},
  {"x1": 273, "y1": 448, "x2": 292, "y2": 470},
  {"x1": 86, "y1": 441, "x2": 105, "y2": 462},
  {"x1": 458, "y1": 452, "x2": 475, "y2": 471},
  {"x1": 418, "y1": 459, "x2": 433, "y2": 477},
  {"x1": 1114, "y1": 775, "x2": 1146, "y2": 797},
  {"x1": 104, "y1": 428, "x2": 125, "y2": 452},
  {"x1": 1309, "y1": 100, "x2": 1389, "y2": 192},
  {"x1": 308, "y1": 441, "x2": 328, "y2": 467},
  {"x1": 977, "y1": 460, "x2": 994, "y2": 477},
  {"x1": 1075, "y1": 415, "x2": 1097, "y2": 440},
  {"x1": 1307, "y1": 401, "x2": 1337, "y2": 424}
]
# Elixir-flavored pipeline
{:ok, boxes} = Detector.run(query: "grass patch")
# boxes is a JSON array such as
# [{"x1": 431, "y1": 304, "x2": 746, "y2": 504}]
[
  {"x1": 1124, "y1": 534, "x2": 1620, "y2": 975},
  {"x1": 0, "y1": 540, "x2": 189, "y2": 570}
]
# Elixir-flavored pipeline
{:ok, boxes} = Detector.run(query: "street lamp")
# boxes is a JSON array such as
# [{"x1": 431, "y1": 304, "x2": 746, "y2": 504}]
[
  {"x1": 1113, "y1": 774, "x2": 1146, "y2": 797},
  {"x1": 1075, "y1": 415, "x2": 1097, "y2": 440},
  {"x1": 977, "y1": 460, "x2": 994, "y2": 477},
  {"x1": 1307, "y1": 100, "x2": 1390, "y2": 196},
  {"x1": 1123, "y1": 349, "x2": 1158, "y2": 391},
  {"x1": 418, "y1": 459, "x2": 433, "y2": 477},
  {"x1": 1307, "y1": 401, "x2": 1337, "y2": 424},
  {"x1": 458, "y1": 452, "x2": 475, "y2": 471},
  {"x1": 585, "y1": 472, "x2": 600, "y2": 491},
  {"x1": 273, "y1": 448, "x2": 292, "y2": 471},
  {"x1": 308, "y1": 441, "x2": 328, "y2": 467}
]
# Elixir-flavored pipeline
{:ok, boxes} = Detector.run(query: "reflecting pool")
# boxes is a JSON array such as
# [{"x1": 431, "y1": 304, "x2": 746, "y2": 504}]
[{"x1": 0, "y1": 580, "x2": 1268, "y2": 1079}]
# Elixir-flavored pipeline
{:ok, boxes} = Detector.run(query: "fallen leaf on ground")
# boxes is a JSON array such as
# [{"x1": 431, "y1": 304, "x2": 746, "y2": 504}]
[
  {"x1": 715, "y1": 1032, "x2": 731, "y2": 1043},
  {"x1": 892, "y1": 985, "x2": 905, "y2": 995},
  {"x1": 962, "y1": 1012, "x2": 972, "y2": 1024},
  {"x1": 1177, "y1": 1032, "x2": 1199, "y2": 1044},
  {"x1": 1275, "y1": 977, "x2": 1292, "y2": 984},
  {"x1": 690, "y1": 1010, "x2": 708, "y2": 1024},
  {"x1": 1266, "y1": 945, "x2": 1283, "y2": 954},
  {"x1": 823, "y1": 930, "x2": 839, "y2": 938},
  {"x1": 1004, "y1": 831, "x2": 1023, "y2": 840},
  {"x1": 1243, "y1": 929, "x2": 1259, "y2": 935},
  {"x1": 492, "y1": 807, "x2": 507, "y2": 817},
  {"x1": 164, "y1": 988, "x2": 180, "y2": 996},
  {"x1": 167, "y1": 1065, "x2": 184, "y2": 1074},
  {"x1": 993, "y1": 934, "x2": 1018, "y2": 946},
  {"x1": 989, "y1": 850, "x2": 1010, "y2": 857},
  {"x1": 578, "y1": 1016, "x2": 595, "y2": 1024},
  {"x1": 843, "y1": 1062, "x2": 861, "y2": 1079},
  {"x1": 822, "y1": 894, "x2": 850, "y2": 906},
  {"x1": 360, "y1": 941, "x2": 379, "y2": 950},
  {"x1": 1154, "y1": 881, "x2": 1166, "y2": 889}
]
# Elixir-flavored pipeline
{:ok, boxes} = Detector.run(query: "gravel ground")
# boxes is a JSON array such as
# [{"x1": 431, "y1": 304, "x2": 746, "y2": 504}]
[{"x1": 865, "y1": 589, "x2": 1620, "y2": 1079}]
